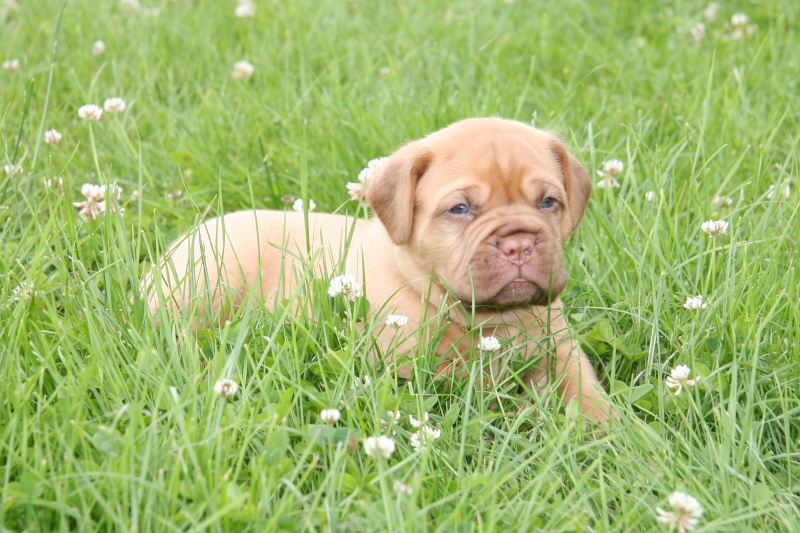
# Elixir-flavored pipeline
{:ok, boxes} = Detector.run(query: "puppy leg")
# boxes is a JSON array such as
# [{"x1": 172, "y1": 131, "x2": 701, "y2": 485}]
[{"x1": 553, "y1": 339, "x2": 612, "y2": 423}]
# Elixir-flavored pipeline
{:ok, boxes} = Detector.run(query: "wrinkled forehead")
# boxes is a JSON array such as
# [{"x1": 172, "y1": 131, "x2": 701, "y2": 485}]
[{"x1": 417, "y1": 130, "x2": 564, "y2": 201}]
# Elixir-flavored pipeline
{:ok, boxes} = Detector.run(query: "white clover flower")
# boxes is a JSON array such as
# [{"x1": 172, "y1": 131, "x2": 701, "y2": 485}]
[
  {"x1": 478, "y1": 336, "x2": 501, "y2": 352},
  {"x1": 409, "y1": 426, "x2": 441, "y2": 451},
  {"x1": 596, "y1": 176, "x2": 621, "y2": 189},
  {"x1": 379, "y1": 67, "x2": 391, "y2": 76},
  {"x1": 689, "y1": 23, "x2": 706, "y2": 43},
  {"x1": 292, "y1": 198, "x2": 316, "y2": 212},
  {"x1": 701, "y1": 220, "x2": 728, "y2": 237},
  {"x1": 213, "y1": 378, "x2": 239, "y2": 398},
  {"x1": 78, "y1": 104, "x2": 103, "y2": 121},
  {"x1": 81, "y1": 183, "x2": 104, "y2": 201},
  {"x1": 1, "y1": 1, "x2": 20, "y2": 16},
  {"x1": 4, "y1": 164, "x2": 23, "y2": 177},
  {"x1": 73, "y1": 182, "x2": 122, "y2": 219},
  {"x1": 384, "y1": 410, "x2": 402, "y2": 424},
  {"x1": 712, "y1": 196, "x2": 733, "y2": 207},
  {"x1": 645, "y1": 190, "x2": 657, "y2": 202},
  {"x1": 386, "y1": 314, "x2": 408, "y2": 328},
  {"x1": 92, "y1": 40, "x2": 106, "y2": 56},
  {"x1": 232, "y1": 60, "x2": 255, "y2": 80},
  {"x1": 103, "y1": 97, "x2": 126, "y2": 113},
  {"x1": 2, "y1": 59, "x2": 19, "y2": 71},
  {"x1": 45, "y1": 177, "x2": 64, "y2": 194},
  {"x1": 235, "y1": 0, "x2": 255, "y2": 18},
  {"x1": 12, "y1": 281, "x2": 34, "y2": 301},
  {"x1": 167, "y1": 189, "x2": 183, "y2": 199},
  {"x1": 393, "y1": 481, "x2": 413, "y2": 496},
  {"x1": 665, "y1": 365, "x2": 698, "y2": 396},
  {"x1": 346, "y1": 181, "x2": 363, "y2": 201},
  {"x1": 327, "y1": 274, "x2": 362, "y2": 300},
  {"x1": 597, "y1": 159, "x2": 624, "y2": 178},
  {"x1": 44, "y1": 129, "x2": 62, "y2": 144},
  {"x1": 120, "y1": 0, "x2": 140, "y2": 11},
  {"x1": 381, "y1": 410, "x2": 401, "y2": 434},
  {"x1": 730, "y1": 14, "x2": 755, "y2": 40},
  {"x1": 683, "y1": 296, "x2": 708, "y2": 311},
  {"x1": 766, "y1": 184, "x2": 791, "y2": 199},
  {"x1": 357, "y1": 157, "x2": 388, "y2": 183},
  {"x1": 106, "y1": 182, "x2": 123, "y2": 201},
  {"x1": 730, "y1": 13, "x2": 749, "y2": 27},
  {"x1": 656, "y1": 491, "x2": 703, "y2": 532},
  {"x1": 409, "y1": 413, "x2": 429, "y2": 428},
  {"x1": 703, "y1": 3, "x2": 720, "y2": 22},
  {"x1": 320, "y1": 408, "x2": 341, "y2": 425},
  {"x1": 363, "y1": 435, "x2": 396, "y2": 459},
  {"x1": 350, "y1": 375, "x2": 371, "y2": 391}
]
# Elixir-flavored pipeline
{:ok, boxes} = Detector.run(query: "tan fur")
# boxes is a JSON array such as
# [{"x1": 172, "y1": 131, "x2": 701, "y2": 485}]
[{"x1": 144, "y1": 118, "x2": 613, "y2": 422}]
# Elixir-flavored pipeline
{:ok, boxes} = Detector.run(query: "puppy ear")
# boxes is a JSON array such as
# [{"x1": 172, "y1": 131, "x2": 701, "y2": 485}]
[
  {"x1": 365, "y1": 141, "x2": 432, "y2": 244},
  {"x1": 550, "y1": 139, "x2": 591, "y2": 238}
]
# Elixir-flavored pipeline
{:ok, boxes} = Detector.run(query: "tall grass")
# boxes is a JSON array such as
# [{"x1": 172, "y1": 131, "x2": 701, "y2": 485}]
[{"x1": 1, "y1": 0, "x2": 798, "y2": 530}]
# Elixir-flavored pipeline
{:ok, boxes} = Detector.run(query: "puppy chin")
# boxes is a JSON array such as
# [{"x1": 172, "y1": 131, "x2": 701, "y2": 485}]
[
  {"x1": 457, "y1": 280, "x2": 561, "y2": 308},
  {"x1": 486, "y1": 280, "x2": 556, "y2": 307}
]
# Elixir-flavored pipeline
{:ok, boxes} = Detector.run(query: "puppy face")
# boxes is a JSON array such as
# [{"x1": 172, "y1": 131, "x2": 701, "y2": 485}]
[{"x1": 366, "y1": 118, "x2": 591, "y2": 307}]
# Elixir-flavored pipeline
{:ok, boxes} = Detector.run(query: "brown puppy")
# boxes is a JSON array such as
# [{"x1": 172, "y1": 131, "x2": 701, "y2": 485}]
[{"x1": 145, "y1": 118, "x2": 612, "y2": 422}]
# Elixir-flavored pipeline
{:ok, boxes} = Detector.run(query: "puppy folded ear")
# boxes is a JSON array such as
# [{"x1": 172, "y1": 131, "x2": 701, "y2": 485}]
[
  {"x1": 365, "y1": 141, "x2": 432, "y2": 244},
  {"x1": 550, "y1": 139, "x2": 591, "y2": 238}
]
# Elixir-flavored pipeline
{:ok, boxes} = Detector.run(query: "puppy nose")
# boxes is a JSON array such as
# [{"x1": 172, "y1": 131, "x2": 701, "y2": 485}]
[{"x1": 498, "y1": 234, "x2": 535, "y2": 265}]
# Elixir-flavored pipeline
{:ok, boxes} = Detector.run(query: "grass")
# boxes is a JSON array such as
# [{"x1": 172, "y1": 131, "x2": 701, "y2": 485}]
[{"x1": 1, "y1": 0, "x2": 799, "y2": 530}]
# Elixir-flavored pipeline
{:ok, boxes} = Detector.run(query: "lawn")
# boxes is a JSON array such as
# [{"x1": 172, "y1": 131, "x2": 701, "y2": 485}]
[{"x1": 1, "y1": 0, "x2": 799, "y2": 531}]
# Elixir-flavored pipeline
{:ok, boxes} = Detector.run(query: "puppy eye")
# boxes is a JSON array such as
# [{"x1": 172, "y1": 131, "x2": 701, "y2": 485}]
[
  {"x1": 449, "y1": 204, "x2": 471, "y2": 215},
  {"x1": 540, "y1": 197, "x2": 557, "y2": 209}
]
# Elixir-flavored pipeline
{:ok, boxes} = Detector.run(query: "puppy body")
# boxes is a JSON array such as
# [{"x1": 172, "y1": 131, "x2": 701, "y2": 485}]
[{"x1": 146, "y1": 118, "x2": 611, "y2": 421}]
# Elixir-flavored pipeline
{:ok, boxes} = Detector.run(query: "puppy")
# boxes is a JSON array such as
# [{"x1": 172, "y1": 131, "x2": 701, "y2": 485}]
[{"x1": 145, "y1": 118, "x2": 612, "y2": 422}]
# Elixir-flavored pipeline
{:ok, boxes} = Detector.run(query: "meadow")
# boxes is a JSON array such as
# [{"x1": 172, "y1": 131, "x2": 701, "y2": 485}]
[{"x1": 1, "y1": 0, "x2": 799, "y2": 531}]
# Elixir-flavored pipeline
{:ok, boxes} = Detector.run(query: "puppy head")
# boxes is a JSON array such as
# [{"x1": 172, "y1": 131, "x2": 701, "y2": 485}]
[{"x1": 366, "y1": 118, "x2": 591, "y2": 307}]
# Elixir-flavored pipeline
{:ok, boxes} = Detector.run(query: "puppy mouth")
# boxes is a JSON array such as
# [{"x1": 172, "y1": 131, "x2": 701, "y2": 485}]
[
  {"x1": 507, "y1": 278, "x2": 536, "y2": 290},
  {"x1": 448, "y1": 269, "x2": 559, "y2": 307},
  {"x1": 484, "y1": 277, "x2": 554, "y2": 307}
]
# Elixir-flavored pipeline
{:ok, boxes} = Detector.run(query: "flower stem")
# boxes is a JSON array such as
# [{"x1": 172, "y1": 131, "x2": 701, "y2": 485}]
[
  {"x1": 88, "y1": 123, "x2": 103, "y2": 181},
  {"x1": 376, "y1": 460, "x2": 395, "y2": 525}
]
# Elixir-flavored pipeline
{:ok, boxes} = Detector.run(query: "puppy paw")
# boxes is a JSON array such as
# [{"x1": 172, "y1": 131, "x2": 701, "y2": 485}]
[{"x1": 582, "y1": 397, "x2": 618, "y2": 426}]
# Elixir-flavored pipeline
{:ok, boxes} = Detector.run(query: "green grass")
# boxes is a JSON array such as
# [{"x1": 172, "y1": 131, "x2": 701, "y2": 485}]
[{"x1": 2, "y1": 0, "x2": 799, "y2": 530}]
